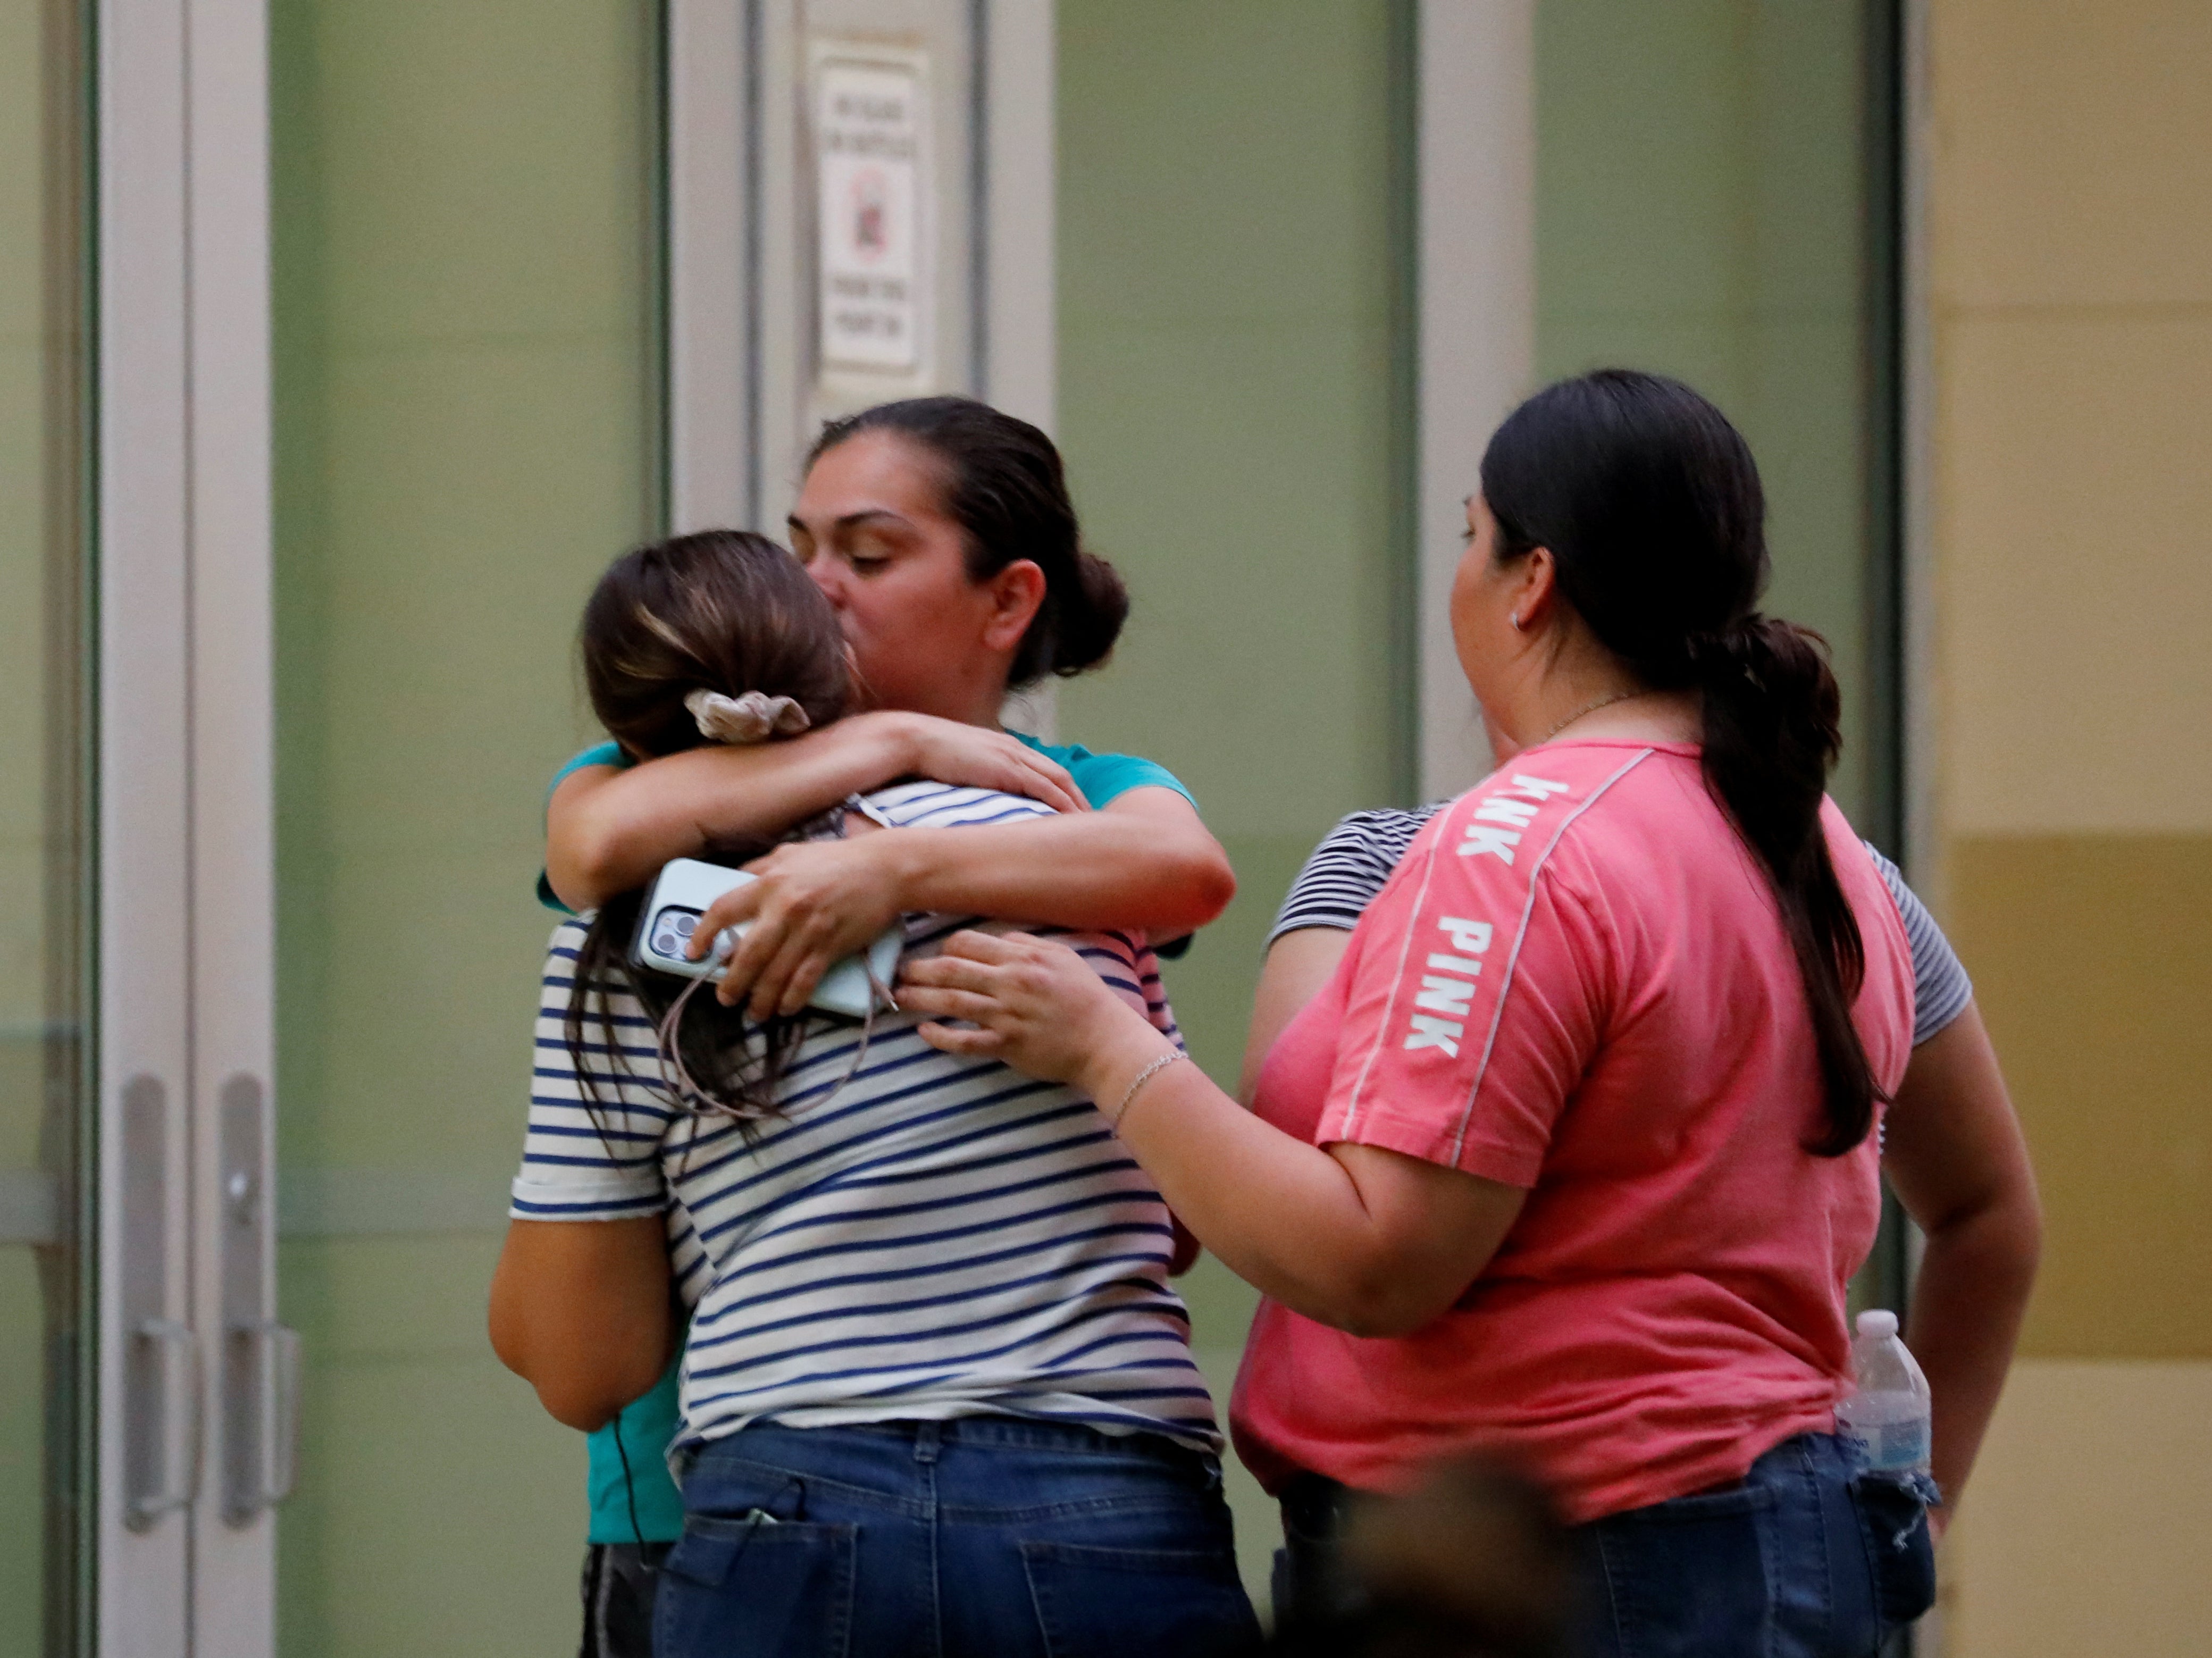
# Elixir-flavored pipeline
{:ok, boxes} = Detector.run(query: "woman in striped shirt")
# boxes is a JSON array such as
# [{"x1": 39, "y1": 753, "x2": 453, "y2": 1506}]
[
  {"x1": 521, "y1": 397, "x2": 1239, "y2": 1656},
  {"x1": 490, "y1": 528, "x2": 1260, "y2": 1658}
]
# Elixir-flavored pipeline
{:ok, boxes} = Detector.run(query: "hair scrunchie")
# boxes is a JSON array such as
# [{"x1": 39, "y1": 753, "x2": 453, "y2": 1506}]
[{"x1": 684, "y1": 688, "x2": 812, "y2": 744}]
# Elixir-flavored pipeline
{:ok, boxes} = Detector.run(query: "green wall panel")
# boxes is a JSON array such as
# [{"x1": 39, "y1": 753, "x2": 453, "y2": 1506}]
[
  {"x1": 0, "y1": 0, "x2": 51, "y2": 1626},
  {"x1": 1057, "y1": 0, "x2": 1413, "y2": 1088},
  {"x1": 1535, "y1": 0, "x2": 1880, "y2": 826},
  {"x1": 1057, "y1": 0, "x2": 1416, "y2": 1603},
  {"x1": 271, "y1": 3, "x2": 659, "y2": 1650},
  {"x1": 1, "y1": 0, "x2": 86, "y2": 1644}
]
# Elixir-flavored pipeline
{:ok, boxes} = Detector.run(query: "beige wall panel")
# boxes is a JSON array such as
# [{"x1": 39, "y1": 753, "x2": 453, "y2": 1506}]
[
  {"x1": 1931, "y1": 0, "x2": 2212, "y2": 310},
  {"x1": 1949, "y1": 834, "x2": 2212, "y2": 1359},
  {"x1": 1947, "y1": 1359, "x2": 2212, "y2": 1656},
  {"x1": 1937, "y1": 313, "x2": 2212, "y2": 834}
]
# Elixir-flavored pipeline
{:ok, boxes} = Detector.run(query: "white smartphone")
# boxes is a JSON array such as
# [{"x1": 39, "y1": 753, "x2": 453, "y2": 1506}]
[{"x1": 629, "y1": 857, "x2": 901, "y2": 1020}]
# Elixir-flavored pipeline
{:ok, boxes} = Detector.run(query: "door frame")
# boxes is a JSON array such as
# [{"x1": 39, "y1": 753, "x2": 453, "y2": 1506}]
[
  {"x1": 95, "y1": 1, "x2": 278, "y2": 1653},
  {"x1": 665, "y1": 0, "x2": 1058, "y2": 540}
]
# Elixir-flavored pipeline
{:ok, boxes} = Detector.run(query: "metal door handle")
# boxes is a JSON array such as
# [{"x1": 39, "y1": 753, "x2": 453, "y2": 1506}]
[
  {"x1": 122, "y1": 1074, "x2": 202, "y2": 1530},
  {"x1": 225, "y1": 1317, "x2": 301, "y2": 1518},
  {"x1": 219, "y1": 1075, "x2": 299, "y2": 1521},
  {"x1": 126, "y1": 1316, "x2": 203, "y2": 1530},
  {"x1": 265, "y1": 1320, "x2": 301, "y2": 1503}
]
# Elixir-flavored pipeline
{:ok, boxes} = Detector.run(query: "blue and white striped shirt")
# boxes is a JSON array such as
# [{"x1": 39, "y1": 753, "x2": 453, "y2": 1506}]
[{"x1": 510, "y1": 781, "x2": 1219, "y2": 1459}]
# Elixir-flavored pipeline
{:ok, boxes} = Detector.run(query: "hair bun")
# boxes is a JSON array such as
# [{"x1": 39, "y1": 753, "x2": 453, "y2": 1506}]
[{"x1": 1049, "y1": 549, "x2": 1130, "y2": 676}]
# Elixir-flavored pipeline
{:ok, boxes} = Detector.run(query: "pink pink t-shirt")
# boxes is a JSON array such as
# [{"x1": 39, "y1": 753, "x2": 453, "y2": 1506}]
[{"x1": 1229, "y1": 741, "x2": 1914, "y2": 1523}]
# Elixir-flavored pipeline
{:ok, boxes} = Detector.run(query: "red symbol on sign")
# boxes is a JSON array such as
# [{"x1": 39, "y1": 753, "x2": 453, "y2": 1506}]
[{"x1": 850, "y1": 169, "x2": 890, "y2": 261}]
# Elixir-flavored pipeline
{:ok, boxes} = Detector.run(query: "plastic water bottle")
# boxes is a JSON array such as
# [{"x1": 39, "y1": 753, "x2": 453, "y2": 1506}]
[{"x1": 1836, "y1": 1309, "x2": 1932, "y2": 1475}]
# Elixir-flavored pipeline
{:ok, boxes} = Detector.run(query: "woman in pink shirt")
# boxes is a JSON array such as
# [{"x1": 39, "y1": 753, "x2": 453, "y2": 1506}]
[{"x1": 900, "y1": 371, "x2": 2041, "y2": 1656}]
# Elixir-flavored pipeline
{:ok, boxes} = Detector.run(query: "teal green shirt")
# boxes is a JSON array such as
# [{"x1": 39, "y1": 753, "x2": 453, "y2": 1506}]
[
  {"x1": 549, "y1": 731, "x2": 1199, "y2": 1544},
  {"x1": 587, "y1": 1359, "x2": 686, "y2": 1545}
]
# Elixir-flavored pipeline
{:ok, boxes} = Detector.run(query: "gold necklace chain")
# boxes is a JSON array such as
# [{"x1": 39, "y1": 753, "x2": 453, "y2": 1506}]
[{"x1": 1530, "y1": 688, "x2": 1645, "y2": 748}]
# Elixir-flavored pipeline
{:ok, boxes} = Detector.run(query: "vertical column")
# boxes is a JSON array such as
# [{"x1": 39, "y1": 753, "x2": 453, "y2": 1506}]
[
  {"x1": 979, "y1": 0, "x2": 1057, "y2": 738},
  {"x1": 667, "y1": 0, "x2": 753, "y2": 532},
  {"x1": 977, "y1": 0, "x2": 1054, "y2": 434},
  {"x1": 1415, "y1": 0, "x2": 1534, "y2": 802}
]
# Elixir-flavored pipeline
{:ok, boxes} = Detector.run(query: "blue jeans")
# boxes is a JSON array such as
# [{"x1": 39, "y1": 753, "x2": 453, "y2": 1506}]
[
  {"x1": 1577, "y1": 1432, "x2": 1938, "y2": 1657},
  {"x1": 1273, "y1": 1433, "x2": 1934, "y2": 1658},
  {"x1": 655, "y1": 1418, "x2": 1262, "y2": 1658}
]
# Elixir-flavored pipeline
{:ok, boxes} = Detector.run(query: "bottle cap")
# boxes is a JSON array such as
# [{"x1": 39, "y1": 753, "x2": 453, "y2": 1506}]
[{"x1": 1856, "y1": 1309, "x2": 1899, "y2": 1339}]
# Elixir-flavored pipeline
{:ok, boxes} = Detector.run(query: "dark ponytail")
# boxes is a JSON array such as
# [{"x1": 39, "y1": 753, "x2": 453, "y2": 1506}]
[
  {"x1": 564, "y1": 530, "x2": 853, "y2": 1127},
  {"x1": 1480, "y1": 370, "x2": 1882, "y2": 1156},
  {"x1": 807, "y1": 395, "x2": 1129, "y2": 685}
]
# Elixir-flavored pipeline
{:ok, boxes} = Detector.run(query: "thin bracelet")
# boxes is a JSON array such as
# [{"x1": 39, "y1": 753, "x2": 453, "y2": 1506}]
[{"x1": 1109, "y1": 1050, "x2": 1187, "y2": 1131}]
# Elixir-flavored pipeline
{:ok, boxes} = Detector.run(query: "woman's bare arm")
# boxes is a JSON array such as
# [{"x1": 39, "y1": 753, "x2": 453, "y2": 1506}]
[
  {"x1": 1880, "y1": 1002, "x2": 2041, "y2": 1523},
  {"x1": 544, "y1": 710, "x2": 1086, "y2": 911},
  {"x1": 1238, "y1": 928, "x2": 1352, "y2": 1104},
  {"x1": 899, "y1": 930, "x2": 1523, "y2": 1336},
  {"x1": 698, "y1": 785, "x2": 1237, "y2": 1018},
  {"x1": 488, "y1": 1217, "x2": 676, "y2": 1432}
]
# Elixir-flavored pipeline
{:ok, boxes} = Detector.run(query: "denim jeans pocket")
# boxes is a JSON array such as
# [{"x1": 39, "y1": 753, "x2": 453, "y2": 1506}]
[
  {"x1": 1846, "y1": 1473, "x2": 1937, "y2": 1635},
  {"x1": 1020, "y1": 1540, "x2": 1261, "y2": 1658},
  {"x1": 655, "y1": 1514, "x2": 858, "y2": 1658},
  {"x1": 1584, "y1": 1484, "x2": 1777, "y2": 1657}
]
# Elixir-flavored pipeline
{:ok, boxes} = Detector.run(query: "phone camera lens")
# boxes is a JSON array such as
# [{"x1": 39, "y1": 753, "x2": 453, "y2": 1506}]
[{"x1": 674, "y1": 914, "x2": 697, "y2": 938}]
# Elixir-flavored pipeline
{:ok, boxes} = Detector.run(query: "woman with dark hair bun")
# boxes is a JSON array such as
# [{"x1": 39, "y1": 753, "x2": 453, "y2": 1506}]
[
  {"x1": 900, "y1": 371, "x2": 2041, "y2": 1655},
  {"x1": 528, "y1": 402, "x2": 1238, "y2": 1656},
  {"x1": 546, "y1": 394, "x2": 1232, "y2": 1024},
  {"x1": 804, "y1": 395, "x2": 1131, "y2": 686}
]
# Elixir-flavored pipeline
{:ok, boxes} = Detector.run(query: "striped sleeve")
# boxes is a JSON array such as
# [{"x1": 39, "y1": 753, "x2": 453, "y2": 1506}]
[
  {"x1": 866, "y1": 779, "x2": 1063, "y2": 831},
  {"x1": 1062, "y1": 925, "x2": 1183, "y2": 1050},
  {"x1": 1862, "y1": 842, "x2": 1974, "y2": 1046},
  {"x1": 509, "y1": 919, "x2": 675, "y2": 1221},
  {"x1": 1267, "y1": 805, "x2": 1445, "y2": 947}
]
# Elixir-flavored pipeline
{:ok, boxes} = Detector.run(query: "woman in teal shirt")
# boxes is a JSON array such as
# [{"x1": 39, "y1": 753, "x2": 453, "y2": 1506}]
[{"x1": 523, "y1": 397, "x2": 1235, "y2": 1658}]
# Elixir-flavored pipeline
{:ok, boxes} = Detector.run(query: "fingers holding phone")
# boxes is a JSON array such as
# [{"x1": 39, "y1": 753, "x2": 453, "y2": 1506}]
[{"x1": 687, "y1": 836, "x2": 904, "y2": 1018}]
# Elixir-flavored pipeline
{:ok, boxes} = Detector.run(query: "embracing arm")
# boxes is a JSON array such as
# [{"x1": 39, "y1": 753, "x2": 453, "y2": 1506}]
[
  {"x1": 900, "y1": 931, "x2": 1522, "y2": 1336},
  {"x1": 545, "y1": 710, "x2": 1086, "y2": 911},
  {"x1": 488, "y1": 1217, "x2": 676, "y2": 1432},
  {"x1": 1880, "y1": 1002, "x2": 2041, "y2": 1519},
  {"x1": 1108, "y1": 1064, "x2": 1524, "y2": 1337},
  {"x1": 865, "y1": 786, "x2": 1233, "y2": 935},
  {"x1": 703, "y1": 785, "x2": 1235, "y2": 1018}
]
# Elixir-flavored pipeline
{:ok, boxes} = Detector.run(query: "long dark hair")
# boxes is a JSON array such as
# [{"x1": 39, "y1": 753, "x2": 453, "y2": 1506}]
[
  {"x1": 562, "y1": 530, "x2": 851, "y2": 1125},
  {"x1": 807, "y1": 395, "x2": 1129, "y2": 686},
  {"x1": 1479, "y1": 369, "x2": 1882, "y2": 1157}
]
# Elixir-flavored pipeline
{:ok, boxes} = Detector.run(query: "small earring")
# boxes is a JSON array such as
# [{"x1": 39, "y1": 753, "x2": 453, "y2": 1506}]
[{"x1": 1510, "y1": 613, "x2": 1524, "y2": 632}]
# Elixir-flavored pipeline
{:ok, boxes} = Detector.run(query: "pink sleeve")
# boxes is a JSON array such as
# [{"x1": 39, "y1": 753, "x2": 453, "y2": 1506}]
[{"x1": 1317, "y1": 776, "x2": 1614, "y2": 1186}]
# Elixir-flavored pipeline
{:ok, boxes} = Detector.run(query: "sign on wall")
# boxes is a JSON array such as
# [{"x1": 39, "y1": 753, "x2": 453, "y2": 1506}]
[{"x1": 816, "y1": 53, "x2": 928, "y2": 375}]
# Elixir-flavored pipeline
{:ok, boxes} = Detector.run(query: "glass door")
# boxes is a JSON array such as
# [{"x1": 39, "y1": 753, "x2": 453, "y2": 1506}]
[
  {"x1": 0, "y1": 1, "x2": 93, "y2": 1652},
  {"x1": 1531, "y1": 0, "x2": 1903, "y2": 842}
]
